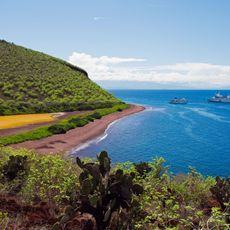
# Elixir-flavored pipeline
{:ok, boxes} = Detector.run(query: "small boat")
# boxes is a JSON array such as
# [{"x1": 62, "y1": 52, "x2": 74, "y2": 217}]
[
  {"x1": 208, "y1": 91, "x2": 230, "y2": 103},
  {"x1": 169, "y1": 97, "x2": 188, "y2": 104}
]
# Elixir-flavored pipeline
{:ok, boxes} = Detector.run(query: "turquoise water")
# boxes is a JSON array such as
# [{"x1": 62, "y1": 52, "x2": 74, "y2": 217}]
[{"x1": 72, "y1": 90, "x2": 230, "y2": 176}]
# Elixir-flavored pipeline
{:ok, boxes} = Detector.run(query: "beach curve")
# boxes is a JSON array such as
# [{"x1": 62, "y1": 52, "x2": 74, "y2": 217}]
[{"x1": 11, "y1": 104, "x2": 145, "y2": 154}]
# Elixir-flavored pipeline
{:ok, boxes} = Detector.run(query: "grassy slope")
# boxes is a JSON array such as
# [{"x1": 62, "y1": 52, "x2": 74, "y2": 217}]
[{"x1": 0, "y1": 40, "x2": 120, "y2": 115}]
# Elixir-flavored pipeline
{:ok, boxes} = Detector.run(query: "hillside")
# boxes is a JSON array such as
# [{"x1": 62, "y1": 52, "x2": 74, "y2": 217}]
[{"x1": 0, "y1": 40, "x2": 120, "y2": 115}]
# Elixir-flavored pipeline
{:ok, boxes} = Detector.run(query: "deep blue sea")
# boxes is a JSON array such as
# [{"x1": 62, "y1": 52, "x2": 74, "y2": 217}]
[{"x1": 72, "y1": 90, "x2": 230, "y2": 176}]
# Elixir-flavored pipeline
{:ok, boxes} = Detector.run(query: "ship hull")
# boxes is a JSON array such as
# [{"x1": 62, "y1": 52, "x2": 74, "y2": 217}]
[{"x1": 208, "y1": 99, "x2": 230, "y2": 103}]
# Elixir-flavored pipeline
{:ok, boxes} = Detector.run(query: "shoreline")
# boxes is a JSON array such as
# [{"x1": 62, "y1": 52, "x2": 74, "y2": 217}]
[
  {"x1": 11, "y1": 104, "x2": 145, "y2": 154},
  {"x1": 69, "y1": 116, "x2": 121, "y2": 154}
]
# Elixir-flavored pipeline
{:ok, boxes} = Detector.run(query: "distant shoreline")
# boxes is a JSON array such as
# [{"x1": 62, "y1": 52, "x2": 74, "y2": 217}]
[{"x1": 11, "y1": 104, "x2": 145, "y2": 154}]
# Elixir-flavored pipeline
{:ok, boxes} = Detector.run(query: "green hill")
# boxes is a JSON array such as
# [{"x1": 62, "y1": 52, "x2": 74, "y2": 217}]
[{"x1": 0, "y1": 40, "x2": 121, "y2": 115}]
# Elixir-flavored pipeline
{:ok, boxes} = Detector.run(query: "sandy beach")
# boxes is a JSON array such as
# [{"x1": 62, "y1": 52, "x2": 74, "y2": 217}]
[{"x1": 11, "y1": 104, "x2": 145, "y2": 154}]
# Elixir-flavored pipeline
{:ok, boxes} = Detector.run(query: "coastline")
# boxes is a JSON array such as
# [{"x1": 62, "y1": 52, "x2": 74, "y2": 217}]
[{"x1": 11, "y1": 104, "x2": 145, "y2": 154}]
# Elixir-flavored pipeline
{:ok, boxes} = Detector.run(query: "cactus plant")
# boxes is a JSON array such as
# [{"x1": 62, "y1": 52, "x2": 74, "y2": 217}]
[
  {"x1": 134, "y1": 161, "x2": 151, "y2": 176},
  {"x1": 54, "y1": 151, "x2": 143, "y2": 230},
  {"x1": 2, "y1": 155, "x2": 28, "y2": 181},
  {"x1": 210, "y1": 176, "x2": 230, "y2": 223}
]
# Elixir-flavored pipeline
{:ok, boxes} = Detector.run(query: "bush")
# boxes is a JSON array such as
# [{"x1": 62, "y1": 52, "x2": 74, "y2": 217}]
[
  {"x1": 86, "y1": 115, "x2": 95, "y2": 122},
  {"x1": 69, "y1": 117, "x2": 89, "y2": 127},
  {"x1": 91, "y1": 111, "x2": 102, "y2": 119},
  {"x1": 48, "y1": 124, "x2": 68, "y2": 134},
  {"x1": 0, "y1": 147, "x2": 80, "y2": 203}
]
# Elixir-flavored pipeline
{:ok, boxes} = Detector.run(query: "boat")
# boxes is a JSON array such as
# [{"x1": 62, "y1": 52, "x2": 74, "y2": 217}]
[
  {"x1": 208, "y1": 91, "x2": 230, "y2": 103},
  {"x1": 169, "y1": 97, "x2": 188, "y2": 104}
]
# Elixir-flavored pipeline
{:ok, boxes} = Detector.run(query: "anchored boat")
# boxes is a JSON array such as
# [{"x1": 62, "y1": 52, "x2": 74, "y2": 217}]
[{"x1": 208, "y1": 92, "x2": 230, "y2": 103}]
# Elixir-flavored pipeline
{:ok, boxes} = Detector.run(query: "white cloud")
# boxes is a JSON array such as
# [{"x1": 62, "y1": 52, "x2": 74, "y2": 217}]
[
  {"x1": 68, "y1": 52, "x2": 230, "y2": 89},
  {"x1": 68, "y1": 52, "x2": 145, "y2": 73}
]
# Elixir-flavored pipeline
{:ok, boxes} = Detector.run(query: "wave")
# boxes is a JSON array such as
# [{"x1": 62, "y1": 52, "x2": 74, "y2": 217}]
[
  {"x1": 70, "y1": 119, "x2": 121, "y2": 154},
  {"x1": 217, "y1": 106, "x2": 230, "y2": 111},
  {"x1": 152, "y1": 107, "x2": 166, "y2": 112},
  {"x1": 96, "y1": 120, "x2": 119, "y2": 143},
  {"x1": 184, "y1": 124, "x2": 196, "y2": 139},
  {"x1": 143, "y1": 106, "x2": 154, "y2": 111},
  {"x1": 178, "y1": 111, "x2": 196, "y2": 125},
  {"x1": 187, "y1": 107, "x2": 230, "y2": 123},
  {"x1": 177, "y1": 111, "x2": 198, "y2": 139}
]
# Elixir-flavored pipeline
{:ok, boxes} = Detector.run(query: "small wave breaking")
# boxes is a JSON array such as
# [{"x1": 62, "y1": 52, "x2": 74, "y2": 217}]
[
  {"x1": 70, "y1": 119, "x2": 121, "y2": 154},
  {"x1": 187, "y1": 107, "x2": 229, "y2": 123},
  {"x1": 178, "y1": 111, "x2": 196, "y2": 125}
]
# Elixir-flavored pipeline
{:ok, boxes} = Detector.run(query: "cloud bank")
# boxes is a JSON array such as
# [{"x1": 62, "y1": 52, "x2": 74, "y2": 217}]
[{"x1": 68, "y1": 52, "x2": 230, "y2": 89}]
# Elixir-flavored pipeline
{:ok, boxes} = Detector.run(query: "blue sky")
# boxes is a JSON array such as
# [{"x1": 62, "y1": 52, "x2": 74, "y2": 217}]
[{"x1": 1, "y1": 0, "x2": 230, "y2": 89}]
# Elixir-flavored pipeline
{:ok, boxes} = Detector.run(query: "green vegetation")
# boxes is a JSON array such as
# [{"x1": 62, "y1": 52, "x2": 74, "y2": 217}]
[
  {"x1": 0, "y1": 147, "x2": 79, "y2": 204},
  {"x1": 0, "y1": 104, "x2": 128, "y2": 146},
  {"x1": 54, "y1": 151, "x2": 143, "y2": 229},
  {"x1": 0, "y1": 40, "x2": 121, "y2": 115},
  {"x1": 0, "y1": 147, "x2": 229, "y2": 229}
]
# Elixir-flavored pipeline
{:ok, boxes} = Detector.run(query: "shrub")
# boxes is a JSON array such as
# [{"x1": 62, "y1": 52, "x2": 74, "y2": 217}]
[
  {"x1": 86, "y1": 115, "x2": 95, "y2": 122},
  {"x1": 69, "y1": 117, "x2": 89, "y2": 127},
  {"x1": 91, "y1": 111, "x2": 102, "y2": 119},
  {"x1": 48, "y1": 124, "x2": 68, "y2": 134},
  {"x1": 0, "y1": 147, "x2": 80, "y2": 203}
]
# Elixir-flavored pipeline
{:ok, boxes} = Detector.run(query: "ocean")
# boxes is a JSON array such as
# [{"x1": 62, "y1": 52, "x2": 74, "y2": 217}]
[{"x1": 72, "y1": 90, "x2": 230, "y2": 177}]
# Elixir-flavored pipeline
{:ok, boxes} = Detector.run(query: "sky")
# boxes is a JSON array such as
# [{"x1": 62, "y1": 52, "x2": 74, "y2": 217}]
[{"x1": 1, "y1": 0, "x2": 230, "y2": 89}]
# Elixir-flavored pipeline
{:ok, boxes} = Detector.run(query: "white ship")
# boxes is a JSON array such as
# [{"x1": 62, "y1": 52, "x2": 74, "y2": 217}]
[
  {"x1": 169, "y1": 97, "x2": 188, "y2": 104},
  {"x1": 208, "y1": 92, "x2": 230, "y2": 103}
]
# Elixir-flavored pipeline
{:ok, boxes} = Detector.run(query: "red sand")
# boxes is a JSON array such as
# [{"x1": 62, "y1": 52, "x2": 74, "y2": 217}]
[{"x1": 11, "y1": 104, "x2": 145, "y2": 154}]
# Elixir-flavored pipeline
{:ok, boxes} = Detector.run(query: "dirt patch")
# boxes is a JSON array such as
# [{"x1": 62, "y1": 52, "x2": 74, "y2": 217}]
[{"x1": 0, "y1": 195, "x2": 97, "y2": 229}]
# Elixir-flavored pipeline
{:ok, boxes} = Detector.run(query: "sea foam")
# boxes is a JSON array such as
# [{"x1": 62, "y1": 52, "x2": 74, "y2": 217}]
[{"x1": 187, "y1": 107, "x2": 229, "y2": 123}]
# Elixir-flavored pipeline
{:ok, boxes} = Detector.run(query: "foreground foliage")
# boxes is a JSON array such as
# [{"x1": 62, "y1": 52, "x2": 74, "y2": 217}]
[
  {"x1": 53, "y1": 151, "x2": 143, "y2": 229},
  {"x1": 0, "y1": 147, "x2": 229, "y2": 229},
  {"x1": 0, "y1": 40, "x2": 120, "y2": 115}
]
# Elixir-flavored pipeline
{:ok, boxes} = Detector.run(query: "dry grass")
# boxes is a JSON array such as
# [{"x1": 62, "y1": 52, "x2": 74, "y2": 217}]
[{"x1": 0, "y1": 113, "x2": 58, "y2": 129}]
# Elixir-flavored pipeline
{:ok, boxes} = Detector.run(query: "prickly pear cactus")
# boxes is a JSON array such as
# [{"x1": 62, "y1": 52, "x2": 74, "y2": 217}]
[
  {"x1": 134, "y1": 161, "x2": 151, "y2": 176},
  {"x1": 2, "y1": 155, "x2": 28, "y2": 181},
  {"x1": 210, "y1": 177, "x2": 230, "y2": 209},
  {"x1": 210, "y1": 176, "x2": 230, "y2": 223},
  {"x1": 56, "y1": 151, "x2": 143, "y2": 230}
]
